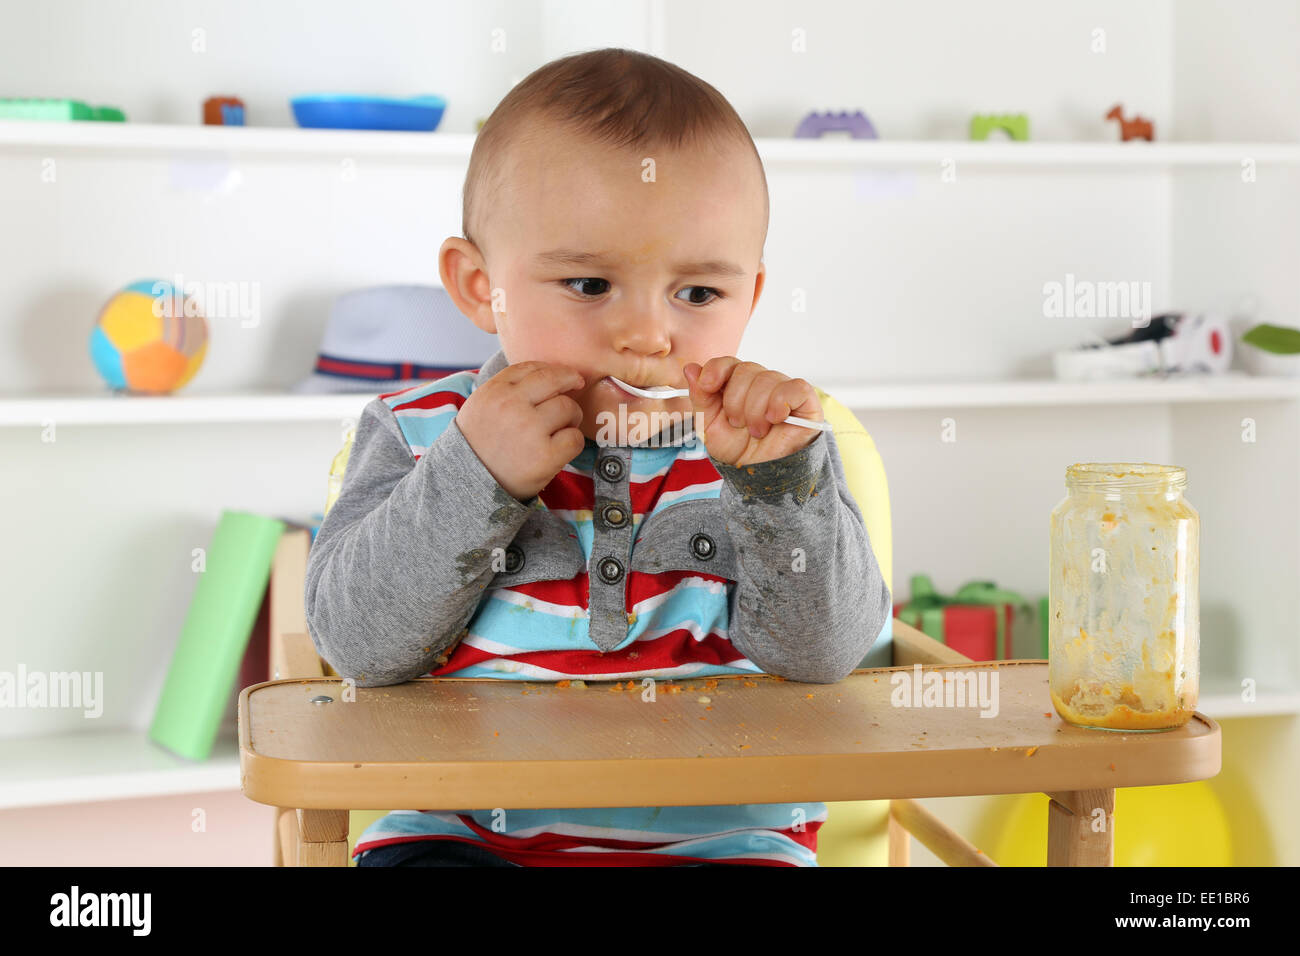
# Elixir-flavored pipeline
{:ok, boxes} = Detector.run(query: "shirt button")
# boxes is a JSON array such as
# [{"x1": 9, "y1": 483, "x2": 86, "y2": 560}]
[
  {"x1": 597, "y1": 557, "x2": 624, "y2": 584},
  {"x1": 690, "y1": 533, "x2": 715, "y2": 560},
  {"x1": 598, "y1": 456, "x2": 624, "y2": 482},
  {"x1": 601, "y1": 502, "x2": 629, "y2": 528},
  {"x1": 504, "y1": 544, "x2": 525, "y2": 574}
]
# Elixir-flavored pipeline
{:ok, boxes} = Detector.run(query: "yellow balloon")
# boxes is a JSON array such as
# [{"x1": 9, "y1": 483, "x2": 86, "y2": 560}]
[{"x1": 989, "y1": 783, "x2": 1232, "y2": 866}]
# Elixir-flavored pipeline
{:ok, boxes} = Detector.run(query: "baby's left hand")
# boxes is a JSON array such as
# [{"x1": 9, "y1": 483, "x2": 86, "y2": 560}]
[{"x1": 683, "y1": 357, "x2": 824, "y2": 467}]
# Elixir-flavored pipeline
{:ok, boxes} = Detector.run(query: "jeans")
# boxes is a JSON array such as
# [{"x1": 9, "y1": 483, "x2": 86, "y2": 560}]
[{"x1": 356, "y1": 839, "x2": 740, "y2": 867}]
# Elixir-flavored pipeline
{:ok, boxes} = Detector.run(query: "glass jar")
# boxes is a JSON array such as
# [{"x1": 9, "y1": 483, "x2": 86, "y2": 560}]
[{"x1": 1048, "y1": 463, "x2": 1199, "y2": 731}]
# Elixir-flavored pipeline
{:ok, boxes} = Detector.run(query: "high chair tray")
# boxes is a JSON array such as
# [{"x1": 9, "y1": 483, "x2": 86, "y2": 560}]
[{"x1": 238, "y1": 661, "x2": 1220, "y2": 810}]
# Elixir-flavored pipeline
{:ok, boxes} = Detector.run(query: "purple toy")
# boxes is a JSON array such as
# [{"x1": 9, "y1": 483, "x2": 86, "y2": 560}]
[{"x1": 794, "y1": 110, "x2": 878, "y2": 139}]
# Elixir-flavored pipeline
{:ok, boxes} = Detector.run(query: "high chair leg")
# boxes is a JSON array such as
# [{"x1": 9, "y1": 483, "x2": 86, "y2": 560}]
[
  {"x1": 273, "y1": 807, "x2": 296, "y2": 866},
  {"x1": 1045, "y1": 789, "x2": 1115, "y2": 866},
  {"x1": 887, "y1": 808, "x2": 910, "y2": 866},
  {"x1": 294, "y1": 809, "x2": 350, "y2": 866},
  {"x1": 276, "y1": 807, "x2": 297, "y2": 866}
]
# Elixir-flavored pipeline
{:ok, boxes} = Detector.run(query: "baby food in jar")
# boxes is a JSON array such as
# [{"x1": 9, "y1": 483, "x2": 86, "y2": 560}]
[{"x1": 1049, "y1": 463, "x2": 1199, "y2": 731}]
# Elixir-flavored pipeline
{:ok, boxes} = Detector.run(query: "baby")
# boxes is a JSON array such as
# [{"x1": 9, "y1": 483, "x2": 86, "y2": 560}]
[{"x1": 304, "y1": 48, "x2": 892, "y2": 867}]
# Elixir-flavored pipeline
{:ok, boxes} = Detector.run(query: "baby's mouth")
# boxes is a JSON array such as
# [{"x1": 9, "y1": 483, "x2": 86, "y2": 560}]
[{"x1": 602, "y1": 375, "x2": 678, "y2": 398}]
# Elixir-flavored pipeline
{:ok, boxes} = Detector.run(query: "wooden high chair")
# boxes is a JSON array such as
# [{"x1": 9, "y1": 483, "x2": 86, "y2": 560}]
[{"x1": 239, "y1": 388, "x2": 1221, "y2": 867}]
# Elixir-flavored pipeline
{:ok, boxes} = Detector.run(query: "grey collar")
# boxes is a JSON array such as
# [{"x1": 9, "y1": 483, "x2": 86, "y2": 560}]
[{"x1": 477, "y1": 347, "x2": 510, "y2": 383}]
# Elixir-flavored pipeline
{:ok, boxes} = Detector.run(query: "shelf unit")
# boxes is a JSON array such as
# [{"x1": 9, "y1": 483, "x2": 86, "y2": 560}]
[
  {"x1": 2, "y1": 2, "x2": 1298, "y2": 867},
  {"x1": 4, "y1": 119, "x2": 1300, "y2": 167}
]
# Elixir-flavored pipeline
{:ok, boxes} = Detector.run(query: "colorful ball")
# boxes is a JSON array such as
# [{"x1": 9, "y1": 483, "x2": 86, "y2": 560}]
[{"x1": 90, "y1": 279, "x2": 208, "y2": 394}]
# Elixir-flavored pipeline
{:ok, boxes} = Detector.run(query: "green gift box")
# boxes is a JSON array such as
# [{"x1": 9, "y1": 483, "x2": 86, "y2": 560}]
[{"x1": 894, "y1": 574, "x2": 1037, "y2": 661}]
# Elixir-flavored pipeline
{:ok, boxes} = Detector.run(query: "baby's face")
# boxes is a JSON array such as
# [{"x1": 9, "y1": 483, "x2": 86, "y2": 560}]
[{"x1": 461, "y1": 125, "x2": 766, "y2": 442}]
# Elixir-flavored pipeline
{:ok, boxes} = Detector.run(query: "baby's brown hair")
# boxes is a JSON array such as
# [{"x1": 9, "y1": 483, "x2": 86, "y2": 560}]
[{"x1": 462, "y1": 47, "x2": 768, "y2": 256}]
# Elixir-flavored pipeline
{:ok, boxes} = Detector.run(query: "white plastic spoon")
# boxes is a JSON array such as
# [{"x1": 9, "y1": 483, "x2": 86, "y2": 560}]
[{"x1": 608, "y1": 376, "x2": 832, "y2": 432}]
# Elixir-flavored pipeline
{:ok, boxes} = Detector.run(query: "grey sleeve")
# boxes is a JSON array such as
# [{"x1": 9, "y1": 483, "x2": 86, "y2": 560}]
[
  {"x1": 303, "y1": 398, "x2": 537, "y2": 687},
  {"x1": 710, "y1": 428, "x2": 892, "y2": 684}
]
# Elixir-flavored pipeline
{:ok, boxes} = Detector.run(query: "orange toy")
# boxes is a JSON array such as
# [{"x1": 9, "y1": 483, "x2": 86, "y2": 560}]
[{"x1": 1106, "y1": 104, "x2": 1154, "y2": 141}]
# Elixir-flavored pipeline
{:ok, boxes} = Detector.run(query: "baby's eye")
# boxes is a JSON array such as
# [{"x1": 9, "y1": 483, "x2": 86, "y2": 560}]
[
  {"x1": 675, "y1": 286, "x2": 725, "y2": 306},
  {"x1": 560, "y1": 278, "x2": 610, "y2": 297},
  {"x1": 559, "y1": 278, "x2": 726, "y2": 306}
]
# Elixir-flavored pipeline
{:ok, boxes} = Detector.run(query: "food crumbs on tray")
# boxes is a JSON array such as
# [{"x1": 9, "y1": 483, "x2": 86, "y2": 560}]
[
  {"x1": 739, "y1": 744, "x2": 751, "y2": 749},
  {"x1": 699, "y1": 716, "x2": 707, "y2": 721},
  {"x1": 988, "y1": 746, "x2": 999, "y2": 751},
  {"x1": 1043, "y1": 712, "x2": 1051, "y2": 717},
  {"x1": 557, "y1": 680, "x2": 571, "y2": 688},
  {"x1": 698, "y1": 696, "x2": 711, "y2": 704},
  {"x1": 665, "y1": 685, "x2": 681, "y2": 694},
  {"x1": 570, "y1": 680, "x2": 586, "y2": 688},
  {"x1": 1109, "y1": 762, "x2": 1117, "y2": 771},
  {"x1": 805, "y1": 693, "x2": 814, "y2": 699},
  {"x1": 705, "y1": 705, "x2": 713, "y2": 711},
  {"x1": 705, "y1": 679, "x2": 719, "y2": 690},
  {"x1": 494, "y1": 731, "x2": 499, "y2": 736},
  {"x1": 1025, "y1": 746, "x2": 1039, "y2": 757}
]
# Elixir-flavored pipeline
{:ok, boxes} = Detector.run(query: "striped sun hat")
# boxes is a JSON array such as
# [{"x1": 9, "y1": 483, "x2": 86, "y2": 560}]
[{"x1": 294, "y1": 285, "x2": 499, "y2": 393}]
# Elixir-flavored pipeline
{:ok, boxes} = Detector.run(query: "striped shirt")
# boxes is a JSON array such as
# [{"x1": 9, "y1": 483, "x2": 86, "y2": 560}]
[{"x1": 304, "y1": 348, "x2": 892, "y2": 866}]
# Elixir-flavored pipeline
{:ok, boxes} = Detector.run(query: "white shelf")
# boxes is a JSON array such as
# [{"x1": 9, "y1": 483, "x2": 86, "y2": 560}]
[
  {"x1": 2, "y1": 374, "x2": 1296, "y2": 426},
  {"x1": 1196, "y1": 690, "x2": 1300, "y2": 720},
  {"x1": 0, "y1": 728, "x2": 240, "y2": 810},
  {"x1": 817, "y1": 373, "x2": 1300, "y2": 410},
  {"x1": 0, "y1": 389, "x2": 380, "y2": 426},
  {"x1": 2, "y1": 120, "x2": 1299, "y2": 168}
]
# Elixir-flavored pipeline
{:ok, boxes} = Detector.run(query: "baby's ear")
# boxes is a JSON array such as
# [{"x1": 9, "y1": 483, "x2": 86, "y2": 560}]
[{"x1": 439, "y1": 236, "x2": 498, "y2": 333}]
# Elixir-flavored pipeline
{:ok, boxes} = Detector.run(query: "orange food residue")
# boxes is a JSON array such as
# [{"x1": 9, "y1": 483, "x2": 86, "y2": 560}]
[{"x1": 1025, "y1": 746, "x2": 1038, "y2": 757}]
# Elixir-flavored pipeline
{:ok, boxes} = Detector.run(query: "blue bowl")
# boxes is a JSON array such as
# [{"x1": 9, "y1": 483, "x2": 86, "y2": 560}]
[{"x1": 290, "y1": 94, "x2": 446, "y2": 131}]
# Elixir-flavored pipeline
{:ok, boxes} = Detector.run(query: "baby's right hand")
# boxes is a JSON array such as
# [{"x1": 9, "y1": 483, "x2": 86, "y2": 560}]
[{"x1": 456, "y1": 361, "x2": 587, "y2": 501}]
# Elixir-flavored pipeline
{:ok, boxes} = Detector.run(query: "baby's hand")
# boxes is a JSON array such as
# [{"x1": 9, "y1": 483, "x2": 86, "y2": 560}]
[
  {"x1": 683, "y1": 358, "x2": 824, "y2": 467},
  {"x1": 456, "y1": 361, "x2": 586, "y2": 501}
]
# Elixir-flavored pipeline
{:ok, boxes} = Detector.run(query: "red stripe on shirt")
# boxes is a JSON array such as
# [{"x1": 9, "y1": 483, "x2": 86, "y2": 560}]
[
  {"x1": 427, "y1": 626, "x2": 749, "y2": 678},
  {"x1": 390, "y1": 389, "x2": 469, "y2": 414}
]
